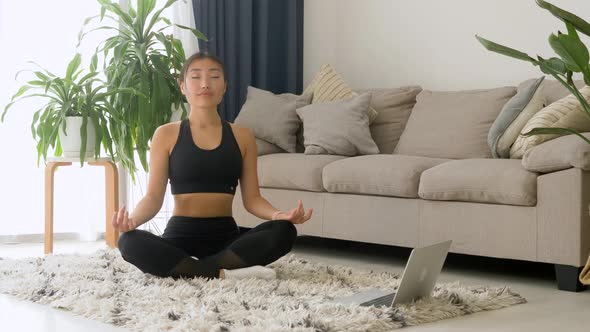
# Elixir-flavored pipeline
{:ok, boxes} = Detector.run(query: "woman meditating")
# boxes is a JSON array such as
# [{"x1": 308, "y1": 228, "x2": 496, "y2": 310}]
[{"x1": 114, "y1": 52, "x2": 312, "y2": 280}]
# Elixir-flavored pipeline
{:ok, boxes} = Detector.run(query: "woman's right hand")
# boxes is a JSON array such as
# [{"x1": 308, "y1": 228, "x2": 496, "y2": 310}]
[{"x1": 112, "y1": 206, "x2": 138, "y2": 233}]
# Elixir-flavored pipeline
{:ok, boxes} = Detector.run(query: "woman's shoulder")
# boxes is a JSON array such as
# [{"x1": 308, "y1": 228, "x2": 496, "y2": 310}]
[
  {"x1": 154, "y1": 121, "x2": 182, "y2": 138},
  {"x1": 228, "y1": 122, "x2": 252, "y2": 135},
  {"x1": 228, "y1": 122, "x2": 256, "y2": 156},
  {"x1": 151, "y1": 121, "x2": 182, "y2": 150},
  {"x1": 228, "y1": 122, "x2": 254, "y2": 141}
]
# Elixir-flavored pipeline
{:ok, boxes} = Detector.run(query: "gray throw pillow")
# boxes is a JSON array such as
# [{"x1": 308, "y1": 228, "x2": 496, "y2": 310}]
[
  {"x1": 295, "y1": 93, "x2": 380, "y2": 156},
  {"x1": 256, "y1": 138, "x2": 285, "y2": 156},
  {"x1": 488, "y1": 76, "x2": 545, "y2": 158},
  {"x1": 235, "y1": 86, "x2": 312, "y2": 153},
  {"x1": 356, "y1": 86, "x2": 422, "y2": 154}
]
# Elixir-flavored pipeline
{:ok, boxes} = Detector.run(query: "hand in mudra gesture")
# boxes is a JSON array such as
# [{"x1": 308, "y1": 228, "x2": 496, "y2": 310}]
[
  {"x1": 274, "y1": 200, "x2": 313, "y2": 224},
  {"x1": 112, "y1": 206, "x2": 138, "y2": 233}
]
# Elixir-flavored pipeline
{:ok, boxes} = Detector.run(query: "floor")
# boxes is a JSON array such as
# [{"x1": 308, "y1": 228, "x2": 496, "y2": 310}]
[{"x1": 1, "y1": 237, "x2": 589, "y2": 331}]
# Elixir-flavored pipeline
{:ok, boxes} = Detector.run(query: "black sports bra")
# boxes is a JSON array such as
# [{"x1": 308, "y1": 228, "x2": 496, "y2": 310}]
[{"x1": 168, "y1": 119, "x2": 242, "y2": 195}]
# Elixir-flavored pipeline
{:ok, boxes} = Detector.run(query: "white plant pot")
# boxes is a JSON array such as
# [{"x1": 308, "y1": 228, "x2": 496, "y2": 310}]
[{"x1": 59, "y1": 116, "x2": 96, "y2": 157}]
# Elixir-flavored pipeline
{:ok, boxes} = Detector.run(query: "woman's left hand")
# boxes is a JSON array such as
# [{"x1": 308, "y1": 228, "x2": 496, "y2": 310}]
[{"x1": 275, "y1": 200, "x2": 313, "y2": 224}]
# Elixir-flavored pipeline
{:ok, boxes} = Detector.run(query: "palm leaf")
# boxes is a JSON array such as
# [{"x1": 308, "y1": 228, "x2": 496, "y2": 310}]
[{"x1": 522, "y1": 127, "x2": 590, "y2": 145}]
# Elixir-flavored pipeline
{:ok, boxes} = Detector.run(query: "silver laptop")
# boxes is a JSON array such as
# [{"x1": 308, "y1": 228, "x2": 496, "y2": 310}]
[{"x1": 332, "y1": 240, "x2": 452, "y2": 307}]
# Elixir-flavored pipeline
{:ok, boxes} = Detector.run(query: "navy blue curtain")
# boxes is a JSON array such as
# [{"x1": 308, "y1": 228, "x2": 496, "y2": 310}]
[{"x1": 193, "y1": 0, "x2": 304, "y2": 121}]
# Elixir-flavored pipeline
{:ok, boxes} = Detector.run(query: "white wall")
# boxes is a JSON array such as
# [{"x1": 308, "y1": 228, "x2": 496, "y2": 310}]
[{"x1": 304, "y1": 0, "x2": 590, "y2": 91}]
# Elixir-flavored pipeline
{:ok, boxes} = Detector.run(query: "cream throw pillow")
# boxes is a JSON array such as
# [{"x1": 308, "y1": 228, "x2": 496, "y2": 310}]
[
  {"x1": 297, "y1": 64, "x2": 379, "y2": 151},
  {"x1": 510, "y1": 85, "x2": 590, "y2": 158},
  {"x1": 303, "y1": 64, "x2": 378, "y2": 123}
]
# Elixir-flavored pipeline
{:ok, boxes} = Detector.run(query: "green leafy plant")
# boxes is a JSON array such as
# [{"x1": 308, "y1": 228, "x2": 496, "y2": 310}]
[
  {"x1": 78, "y1": 0, "x2": 207, "y2": 179},
  {"x1": 1, "y1": 53, "x2": 134, "y2": 165},
  {"x1": 476, "y1": 0, "x2": 590, "y2": 145}
]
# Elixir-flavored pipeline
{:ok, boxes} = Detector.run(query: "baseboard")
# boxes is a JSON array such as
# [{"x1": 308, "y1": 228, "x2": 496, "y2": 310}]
[{"x1": 0, "y1": 232, "x2": 106, "y2": 244}]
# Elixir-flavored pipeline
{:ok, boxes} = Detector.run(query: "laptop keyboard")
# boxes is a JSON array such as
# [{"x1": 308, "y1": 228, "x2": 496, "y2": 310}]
[{"x1": 360, "y1": 293, "x2": 396, "y2": 307}]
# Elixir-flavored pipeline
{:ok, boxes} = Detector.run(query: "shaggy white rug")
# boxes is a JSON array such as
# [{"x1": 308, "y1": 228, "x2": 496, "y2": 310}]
[{"x1": 0, "y1": 248, "x2": 526, "y2": 331}]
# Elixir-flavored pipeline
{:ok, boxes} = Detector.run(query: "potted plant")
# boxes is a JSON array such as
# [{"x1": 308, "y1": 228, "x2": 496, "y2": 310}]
[
  {"x1": 77, "y1": 0, "x2": 207, "y2": 179},
  {"x1": 475, "y1": 0, "x2": 590, "y2": 285},
  {"x1": 2, "y1": 53, "x2": 133, "y2": 165},
  {"x1": 476, "y1": 0, "x2": 590, "y2": 143}
]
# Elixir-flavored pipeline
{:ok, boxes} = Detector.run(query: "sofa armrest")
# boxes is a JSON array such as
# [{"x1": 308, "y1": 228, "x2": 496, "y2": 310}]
[
  {"x1": 537, "y1": 167, "x2": 590, "y2": 266},
  {"x1": 522, "y1": 132, "x2": 590, "y2": 173}
]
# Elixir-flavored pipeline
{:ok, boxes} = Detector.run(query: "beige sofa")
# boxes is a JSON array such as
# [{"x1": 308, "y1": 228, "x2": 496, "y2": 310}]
[{"x1": 231, "y1": 82, "x2": 590, "y2": 292}]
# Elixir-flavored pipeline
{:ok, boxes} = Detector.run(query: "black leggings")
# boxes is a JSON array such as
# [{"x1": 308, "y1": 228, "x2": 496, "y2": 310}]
[{"x1": 117, "y1": 216, "x2": 297, "y2": 279}]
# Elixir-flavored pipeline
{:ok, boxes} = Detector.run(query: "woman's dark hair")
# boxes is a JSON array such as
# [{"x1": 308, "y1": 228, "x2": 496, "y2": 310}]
[{"x1": 178, "y1": 52, "x2": 226, "y2": 84}]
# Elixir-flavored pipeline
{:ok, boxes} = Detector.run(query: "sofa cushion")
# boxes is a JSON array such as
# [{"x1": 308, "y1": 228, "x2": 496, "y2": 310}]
[
  {"x1": 235, "y1": 86, "x2": 312, "y2": 153},
  {"x1": 257, "y1": 153, "x2": 346, "y2": 191},
  {"x1": 510, "y1": 85, "x2": 590, "y2": 158},
  {"x1": 296, "y1": 93, "x2": 379, "y2": 156},
  {"x1": 394, "y1": 87, "x2": 516, "y2": 159},
  {"x1": 419, "y1": 159, "x2": 538, "y2": 206},
  {"x1": 356, "y1": 86, "x2": 423, "y2": 154},
  {"x1": 522, "y1": 132, "x2": 590, "y2": 173},
  {"x1": 488, "y1": 77, "x2": 546, "y2": 158},
  {"x1": 322, "y1": 154, "x2": 450, "y2": 198}
]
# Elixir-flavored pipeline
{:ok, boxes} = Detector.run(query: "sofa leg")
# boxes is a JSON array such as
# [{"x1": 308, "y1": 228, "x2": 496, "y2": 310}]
[{"x1": 554, "y1": 264, "x2": 586, "y2": 292}]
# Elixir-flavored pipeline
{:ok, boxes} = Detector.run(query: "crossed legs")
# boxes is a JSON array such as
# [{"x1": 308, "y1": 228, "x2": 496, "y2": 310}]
[{"x1": 117, "y1": 220, "x2": 297, "y2": 279}]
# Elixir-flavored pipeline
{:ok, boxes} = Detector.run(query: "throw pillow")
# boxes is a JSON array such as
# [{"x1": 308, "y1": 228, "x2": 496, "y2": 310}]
[
  {"x1": 393, "y1": 87, "x2": 517, "y2": 159},
  {"x1": 295, "y1": 93, "x2": 379, "y2": 156},
  {"x1": 488, "y1": 76, "x2": 546, "y2": 158},
  {"x1": 510, "y1": 85, "x2": 590, "y2": 158},
  {"x1": 297, "y1": 64, "x2": 379, "y2": 151},
  {"x1": 356, "y1": 86, "x2": 423, "y2": 154},
  {"x1": 303, "y1": 64, "x2": 379, "y2": 122},
  {"x1": 256, "y1": 138, "x2": 285, "y2": 156},
  {"x1": 235, "y1": 86, "x2": 312, "y2": 153}
]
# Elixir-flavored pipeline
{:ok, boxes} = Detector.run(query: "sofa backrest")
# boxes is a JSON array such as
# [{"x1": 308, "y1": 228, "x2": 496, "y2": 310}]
[
  {"x1": 355, "y1": 86, "x2": 422, "y2": 154},
  {"x1": 393, "y1": 87, "x2": 517, "y2": 159},
  {"x1": 542, "y1": 79, "x2": 586, "y2": 105}
]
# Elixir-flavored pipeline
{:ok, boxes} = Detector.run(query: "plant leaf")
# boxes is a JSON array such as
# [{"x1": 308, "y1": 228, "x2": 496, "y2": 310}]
[
  {"x1": 65, "y1": 54, "x2": 82, "y2": 81},
  {"x1": 523, "y1": 126, "x2": 590, "y2": 145},
  {"x1": 537, "y1": 56, "x2": 568, "y2": 75},
  {"x1": 536, "y1": 0, "x2": 590, "y2": 38},
  {"x1": 145, "y1": 0, "x2": 176, "y2": 36},
  {"x1": 475, "y1": 35, "x2": 536, "y2": 63},
  {"x1": 138, "y1": 0, "x2": 157, "y2": 25},
  {"x1": 10, "y1": 85, "x2": 33, "y2": 101},
  {"x1": 98, "y1": 0, "x2": 134, "y2": 27},
  {"x1": 548, "y1": 27, "x2": 590, "y2": 73},
  {"x1": 174, "y1": 23, "x2": 208, "y2": 41}
]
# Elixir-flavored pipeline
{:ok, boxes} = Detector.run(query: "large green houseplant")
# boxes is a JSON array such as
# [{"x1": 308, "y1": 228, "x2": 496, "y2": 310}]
[
  {"x1": 78, "y1": 0, "x2": 207, "y2": 179},
  {"x1": 476, "y1": 0, "x2": 590, "y2": 285},
  {"x1": 2, "y1": 53, "x2": 133, "y2": 165},
  {"x1": 476, "y1": 0, "x2": 590, "y2": 144}
]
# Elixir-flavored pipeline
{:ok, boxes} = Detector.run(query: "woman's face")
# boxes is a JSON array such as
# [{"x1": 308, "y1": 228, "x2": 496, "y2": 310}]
[{"x1": 180, "y1": 58, "x2": 227, "y2": 109}]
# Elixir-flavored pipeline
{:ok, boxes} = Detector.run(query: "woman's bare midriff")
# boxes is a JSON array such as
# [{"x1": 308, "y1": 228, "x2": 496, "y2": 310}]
[{"x1": 173, "y1": 193, "x2": 235, "y2": 218}]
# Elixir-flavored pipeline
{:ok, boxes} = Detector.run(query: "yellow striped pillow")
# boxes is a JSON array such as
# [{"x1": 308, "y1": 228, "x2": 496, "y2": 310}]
[
  {"x1": 303, "y1": 64, "x2": 378, "y2": 123},
  {"x1": 510, "y1": 85, "x2": 590, "y2": 158}
]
